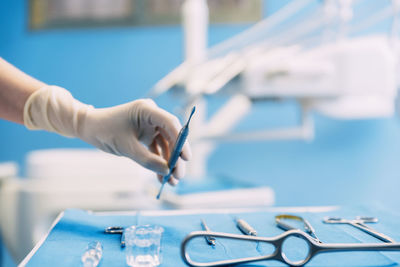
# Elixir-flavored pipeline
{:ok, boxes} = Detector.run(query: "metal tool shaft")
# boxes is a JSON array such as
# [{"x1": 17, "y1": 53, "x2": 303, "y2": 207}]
[
  {"x1": 349, "y1": 221, "x2": 395, "y2": 243},
  {"x1": 201, "y1": 219, "x2": 216, "y2": 246},
  {"x1": 156, "y1": 106, "x2": 195, "y2": 199}
]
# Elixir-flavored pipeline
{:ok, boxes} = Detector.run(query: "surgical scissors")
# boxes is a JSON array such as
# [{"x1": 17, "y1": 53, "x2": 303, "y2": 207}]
[
  {"x1": 323, "y1": 217, "x2": 395, "y2": 243},
  {"x1": 275, "y1": 214, "x2": 322, "y2": 243},
  {"x1": 181, "y1": 229, "x2": 400, "y2": 267}
]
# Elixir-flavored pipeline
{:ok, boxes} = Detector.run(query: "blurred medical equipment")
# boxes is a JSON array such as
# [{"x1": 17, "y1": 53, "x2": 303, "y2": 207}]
[
  {"x1": 323, "y1": 216, "x2": 396, "y2": 243},
  {"x1": 81, "y1": 241, "x2": 103, "y2": 267},
  {"x1": 157, "y1": 106, "x2": 196, "y2": 199},
  {"x1": 181, "y1": 229, "x2": 400, "y2": 267},
  {"x1": 150, "y1": 0, "x2": 400, "y2": 179},
  {"x1": 200, "y1": 219, "x2": 216, "y2": 246},
  {"x1": 276, "y1": 214, "x2": 322, "y2": 243},
  {"x1": 104, "y1": 226, "x2": 126, "y2": 247},
  {"x1": 235, "y1": 218, "x2": 257, "y2": 236},
  {"x1": 125, "y1": 225, "x2": 164, "y2": 267},
  {"x1": 162, "y1": 186, "x2": 274, "y2": 209}
]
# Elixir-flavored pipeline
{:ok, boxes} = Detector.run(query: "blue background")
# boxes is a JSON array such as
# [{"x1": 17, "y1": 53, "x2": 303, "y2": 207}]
[{"x1": 1, "y1": 0, "x2": 400, "y2": 265}]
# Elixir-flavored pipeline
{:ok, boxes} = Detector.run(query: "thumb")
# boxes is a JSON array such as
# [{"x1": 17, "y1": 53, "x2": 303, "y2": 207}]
[{"x1": 128, "y1": 140, "x2": 169, "y2": 175}]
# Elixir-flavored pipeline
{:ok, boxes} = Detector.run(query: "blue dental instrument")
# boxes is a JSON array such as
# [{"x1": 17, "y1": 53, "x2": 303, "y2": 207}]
[{"x1": 156, "y1": 106, "x2": 196, "y2": 199}]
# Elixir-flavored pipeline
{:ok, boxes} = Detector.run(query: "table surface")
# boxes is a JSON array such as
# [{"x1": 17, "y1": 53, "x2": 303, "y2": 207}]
[{"x1": 21, "y1": 205, "x2": 400, "y2": 267}]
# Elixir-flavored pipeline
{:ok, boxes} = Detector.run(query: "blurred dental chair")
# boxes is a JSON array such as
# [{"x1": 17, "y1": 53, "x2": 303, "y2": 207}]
[
  {"x1": 0, "y1": 149, "x2": 159, "y2": 264},
  {"x1": 0, "y1": 162, "x2": 19, "y2": 266}
]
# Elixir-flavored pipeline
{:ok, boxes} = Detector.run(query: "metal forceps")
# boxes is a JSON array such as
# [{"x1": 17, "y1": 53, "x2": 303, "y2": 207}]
[
  {"x1": 104, "y1": 226, "x2": 126, "y2": 247},
  {"x1": 275, "y1": 214, "x2": 322, "y2": 243},
  {"x1": 181, "y1": 229, "x2": 400, "y2": 267},
  {"x1": 323, "y1": 216, "x2": 395, "y2": 243}
]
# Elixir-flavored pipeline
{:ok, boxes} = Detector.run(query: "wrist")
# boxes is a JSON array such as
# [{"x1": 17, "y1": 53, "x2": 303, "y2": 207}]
[{"x1": 23, "y1": 85, "x2": 92, "y2": 137}]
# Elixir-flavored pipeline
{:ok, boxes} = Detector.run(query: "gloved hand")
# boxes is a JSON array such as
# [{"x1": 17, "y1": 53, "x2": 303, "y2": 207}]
[{"x1": 23, "y1": 85, "x2": 191, "y2": 185}]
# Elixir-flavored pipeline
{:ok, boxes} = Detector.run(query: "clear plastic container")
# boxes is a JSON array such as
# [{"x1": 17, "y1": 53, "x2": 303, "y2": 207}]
[{"x1": 125, "y1": 225, "x2": 164, "y2": 267}]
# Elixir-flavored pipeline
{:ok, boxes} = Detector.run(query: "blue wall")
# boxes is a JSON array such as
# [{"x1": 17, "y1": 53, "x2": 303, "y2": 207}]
[
  {"x1": 1, "y1": 0, "x2": 400, "y2": 210},
  {"x1": 0, "y1": 0, "x2": 252, "y2": 167}
]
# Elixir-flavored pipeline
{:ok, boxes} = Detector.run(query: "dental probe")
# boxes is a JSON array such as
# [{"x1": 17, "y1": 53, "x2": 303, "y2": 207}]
[
  {"x1": 201, "y1": 219, "x2": 216, "y2": 246},
  {"x1": 156, "y1": 106, "x2": 196, "y2": 199}
]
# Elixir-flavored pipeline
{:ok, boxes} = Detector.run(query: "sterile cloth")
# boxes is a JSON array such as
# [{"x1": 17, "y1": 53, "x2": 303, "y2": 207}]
[{"x1": 23, "y1": 206, "x2": 400, "y2": 266}]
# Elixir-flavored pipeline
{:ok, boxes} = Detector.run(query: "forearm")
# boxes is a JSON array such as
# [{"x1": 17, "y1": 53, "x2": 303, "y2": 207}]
[
  {"x1": 0, "y1": 58, "x2": 46, "y2": 124},
  {"x1": 1, "y1": 58, "x2": 190, "y2": 181}
]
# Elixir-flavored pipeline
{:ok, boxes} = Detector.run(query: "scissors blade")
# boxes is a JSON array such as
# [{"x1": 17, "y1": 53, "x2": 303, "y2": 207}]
[
  {"x1": 276, "y1": 214, "x2": 322, "y2": 243},
  {"x1": 349, "y1": 222, "x2": 396, "y2": 243}
]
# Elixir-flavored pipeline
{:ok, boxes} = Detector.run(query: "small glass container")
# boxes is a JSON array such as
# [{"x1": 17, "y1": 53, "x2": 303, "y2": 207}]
[
  {"x1": 81, "y1": 241, "x2": 103, "y2": 267},
  {"x1": 125, "y1": 225, "x2": 164, "y2": 267}
]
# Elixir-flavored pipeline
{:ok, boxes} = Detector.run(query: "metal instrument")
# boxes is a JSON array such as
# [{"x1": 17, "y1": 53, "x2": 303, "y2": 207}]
[
  {"x1": 201, "y1": 219, "x2": 216, "y2": 246},
  {"x1": 181, "y1": 229, "x2": 400, "y2": 267},
  {"x1": 156, "y1": 106, "x2": 196, "y2": 199},
  {"x1": 275, "y1": 214, "x2": 322, "y2": 243},
  {"x1": 323, "y1": 216, "x2": 395, "y2": 243},
  {"x1": 104, "y1": 226, "x2": 125, "y2": 247},
  {"x1": 235, "y1": 218, "x2": 257, "y2": 236}
]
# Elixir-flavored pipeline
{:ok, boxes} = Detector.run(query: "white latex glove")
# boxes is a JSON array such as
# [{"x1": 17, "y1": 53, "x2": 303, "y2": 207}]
[{"x1": 23, "y1": 85, "x2": 191, "y2": 185}]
